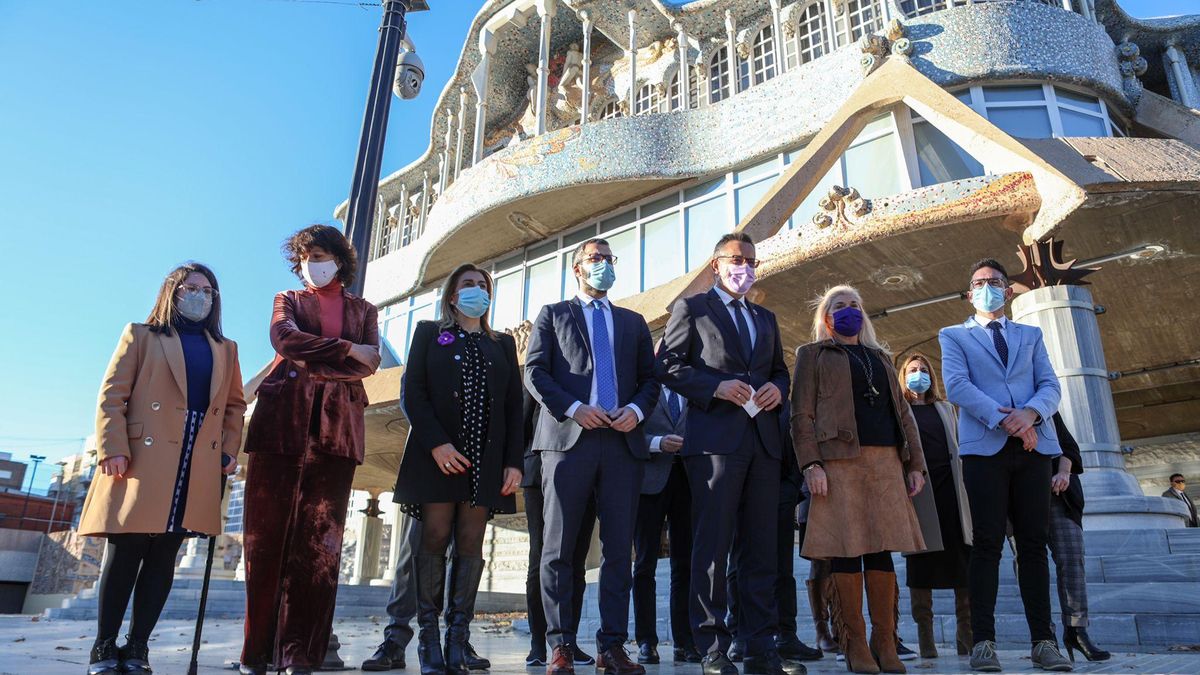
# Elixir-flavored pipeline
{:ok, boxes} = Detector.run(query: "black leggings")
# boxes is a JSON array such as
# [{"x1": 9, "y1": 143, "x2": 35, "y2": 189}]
[
  {"x1": 96, "y1": 533, "x2": 186, "y2": 642},
  {"x1": 419, "y1": 502, "x2": 489, "y2": 558},
  {"x1": 830, "y1": 551, "x2": 894, "y2": 574}
]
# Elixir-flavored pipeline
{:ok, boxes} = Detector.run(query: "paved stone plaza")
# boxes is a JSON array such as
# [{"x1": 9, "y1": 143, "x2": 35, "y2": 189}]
[{"x1": 4, "y1": 616, "x2": 1199, "y2": 675}]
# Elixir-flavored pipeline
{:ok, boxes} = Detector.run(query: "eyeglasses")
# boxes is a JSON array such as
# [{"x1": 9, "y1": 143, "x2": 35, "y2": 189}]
[
  {"x1": 580, "y1": 253, "x2": 618, "y2": 265},
  {"x1": 715, "y1": 255, "x2": 761, "y2": 269},
  {"x1": 1174, "y1": 479, "x2": 1187, "y2": 485},
  {"x1": 969, "y1": 277, "x2": 1007, "y2": 290},
  {"x1": 180, "y1": 284, "x2": 219, "y2": 298}
]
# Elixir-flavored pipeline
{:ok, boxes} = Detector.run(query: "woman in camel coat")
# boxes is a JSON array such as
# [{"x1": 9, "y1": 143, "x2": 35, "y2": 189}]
[{"x1": 80, "y1": 262, "x2": 245, "y2": 675}]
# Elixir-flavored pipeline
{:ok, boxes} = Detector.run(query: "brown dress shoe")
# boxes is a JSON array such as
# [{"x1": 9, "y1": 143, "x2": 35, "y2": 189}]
[
  {"x1": 547, "y1": 644, "x2": 576, "y2": 675},
  {"x1": 596, "y1": 645, "x2": 646, "y2": 675}
]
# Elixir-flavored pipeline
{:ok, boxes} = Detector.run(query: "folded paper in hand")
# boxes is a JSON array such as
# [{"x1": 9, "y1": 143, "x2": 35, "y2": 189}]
[{"x1": 742, "y1": 386, "x2": 761, "y2": 418}]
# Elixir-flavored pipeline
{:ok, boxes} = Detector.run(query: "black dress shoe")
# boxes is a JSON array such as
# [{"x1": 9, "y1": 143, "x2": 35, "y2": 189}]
[
  {"x1": 1063, "y1": 627, "x2": 1110, "y2": 662},
  {"x1": 743, "y1": 650, "x2": 807, "y2": 675},
  {"x1": 88, "y1": 637, "x2": 121, "y2": 675},
  {"x1": 118, "y1": 636, "x2": 152, "y2": 673},
  {"x1": 237, "y1": 666, "x2": 268, "y2": 675},
  {"x1": 526, "y1": 648, "x2": 548, "y2": 667},
  {"x1": 728, "y1": 640, "x2": 746, "y2": 663},
  {"x1": 637, "y1": 644, "x2": 660, "y2": 664},
  {"x1": 674, "y1": 645, "x2": 703, "y2": 663},
  {"x1": 701, "y1": 652, "x2": 739, "y2": 675},
  {"x1": 362, "y1": 640, "x2": 407, "y2": 671},
  {"x1": 776, "y1": 634, "x2": 822, "y2": 662},
  {"x1": 463, "y1": 641, "x2": 490, "y2": 670}
]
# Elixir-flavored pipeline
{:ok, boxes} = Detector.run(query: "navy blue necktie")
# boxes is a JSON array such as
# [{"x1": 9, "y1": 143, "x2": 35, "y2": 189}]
[
  {"x1": 731, "y1": 299, "x2": 753, "y2": 363},
  {"x1": 987, "y1": 320, "x2": 1009, "y2": 367},
  {"x1": 667, "y1": 390, "x2": 682, "y2": 426},
  {"x1": 591, "y1": 300, "x2": 618, "y2": 411}
]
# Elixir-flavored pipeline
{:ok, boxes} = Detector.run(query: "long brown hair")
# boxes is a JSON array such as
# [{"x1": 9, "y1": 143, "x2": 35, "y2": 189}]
[
  {"x1": 437, "y1": 263, "x2": 497, "y2": 340},
  {"x1": 898, "y1": 352, "x2": 943, "y2": 404},
  {"x1": 145, "y1": 262, "x2": 224, "y2": 341}
]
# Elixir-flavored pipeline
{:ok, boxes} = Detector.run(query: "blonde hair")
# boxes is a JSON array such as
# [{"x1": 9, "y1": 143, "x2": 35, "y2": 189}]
[
  {"x1": 898, "y1": 352, "x2": 944, "y2": 404},
  {"x1": 809, "y1": 285, "x2": 890, "y2": 354},
  {"x1": 437, "y1": 263, "x2": 498, "y2": 340}
]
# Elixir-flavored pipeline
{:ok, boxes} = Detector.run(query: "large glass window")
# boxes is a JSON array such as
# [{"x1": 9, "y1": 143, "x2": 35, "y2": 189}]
[
  {"x1": 686, "y1": 195, "x2": 729, "y2": 270},
  {"x1": 960, "y1": 84, "x2": 1120, "y2": 138},
  {"x1": 844, "y1": 0, "x2": 883, "y2": 44},
  {"x1": 751, "y1": 26, "x2": 778, "y2": 86},
  {"x1": 605, "y1": 227, "x2": 640, "y2": 300},
  {"x1": 491, "y1": 266, "x2": 523, "y2": 331},
  {"x1": 635, "y1": 83, "x2": 661, "y2": 115},
  {"x1": 709, "y1": 46, "x2": 731, "y2": 103},
  {"x1": 524, "y1": 255, "x2": 560, "y2": 321},
  {"x1": 911, "y1": 121, "x2": 985, "y2": 185},
  {"x1": 642, "y1": 212, "x2": 683, "y2": 290},
  {"x1": 794, "y1": 2, "x2": 830, "y2": 67}
]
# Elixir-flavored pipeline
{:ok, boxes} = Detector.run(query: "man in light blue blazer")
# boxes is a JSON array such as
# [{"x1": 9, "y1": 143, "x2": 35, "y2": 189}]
[{"x1": 938, "y1": 258, "x2": 1072, "y2": 674}]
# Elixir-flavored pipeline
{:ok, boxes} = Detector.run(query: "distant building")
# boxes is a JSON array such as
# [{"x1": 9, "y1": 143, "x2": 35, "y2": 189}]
[{"x1": 0, "y1": 452, "x2": 27, "y2": 493}]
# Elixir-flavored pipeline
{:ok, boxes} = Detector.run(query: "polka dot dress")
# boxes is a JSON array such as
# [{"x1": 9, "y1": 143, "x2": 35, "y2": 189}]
[{"x1": 400, "y1": 325, "x2": 491, "y2": 520}]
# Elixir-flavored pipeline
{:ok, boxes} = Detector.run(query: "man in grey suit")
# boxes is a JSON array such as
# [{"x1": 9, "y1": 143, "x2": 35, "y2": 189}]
[
  {"x1": 657, "y1": 232, "x2": 803, "y2": 675},
  {"x1": 1163, "y1": 474, "x2": 1199, "y2": 527},
  {"x1": 633, "y1": 380, "x2": 699, "y2": 665},
  {"x1": 525, "y1": 238, "x2": 660, "y2": 675}
]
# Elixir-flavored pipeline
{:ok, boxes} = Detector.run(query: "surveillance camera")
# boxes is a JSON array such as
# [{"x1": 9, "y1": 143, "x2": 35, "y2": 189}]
[{"x1": 394, "y1": 46, "x2": 424, "y2": 100}]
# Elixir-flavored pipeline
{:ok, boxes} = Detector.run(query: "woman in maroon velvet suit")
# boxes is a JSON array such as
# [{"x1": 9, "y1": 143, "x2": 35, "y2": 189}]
[{"x1": 239, "y1": 225, "x2": 381, "y2": 675}]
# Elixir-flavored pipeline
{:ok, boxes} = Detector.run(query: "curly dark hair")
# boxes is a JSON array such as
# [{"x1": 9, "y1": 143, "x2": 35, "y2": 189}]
[{"x1": 284, "y1": 224, "x2": 358, "y2": 288}]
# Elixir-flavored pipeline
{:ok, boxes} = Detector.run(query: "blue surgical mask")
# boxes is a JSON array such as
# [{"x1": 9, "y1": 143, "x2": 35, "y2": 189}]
[
  {"x1": 971, "y1": 283, "x2": 1006, "y2": 313},
  {"x1": 455, "y1": 286, "x2": 491, "y2": 319},
  {"x1": 906, "y1": 371, "x2": 931, "y2": 394},
  {"x1": 585, "y1": 260, "x2": 616, "y2": 292}
]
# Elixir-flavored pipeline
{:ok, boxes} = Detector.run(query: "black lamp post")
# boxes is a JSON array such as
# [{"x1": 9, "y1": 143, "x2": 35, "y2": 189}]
[{"x1": 17, "y1": 454, "x2": 46, "y2": 529}]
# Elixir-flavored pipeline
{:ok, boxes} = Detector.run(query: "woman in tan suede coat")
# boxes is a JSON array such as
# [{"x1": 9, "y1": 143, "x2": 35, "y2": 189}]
[{"x1": 79, "y1": 262, "x2": 245, "y2": 675}]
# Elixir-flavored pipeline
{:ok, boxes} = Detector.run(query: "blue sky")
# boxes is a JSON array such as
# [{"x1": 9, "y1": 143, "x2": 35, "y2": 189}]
[{"x1": 0, "y1": 0, "x2": 1190, "y2": 490}]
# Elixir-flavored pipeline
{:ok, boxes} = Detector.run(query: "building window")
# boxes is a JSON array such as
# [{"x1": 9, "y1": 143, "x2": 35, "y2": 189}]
[
  {"x1": 901, "y1": 0, "x2": 1078, "y2": 19},
  {"x1": 750, "y1": 25, "x2": 778, "y2": 85},
  {"x1": 709, "y1": 46, "x2": 731, "y2": 103},
  {"x1": 845, "y1": 0, "x2": 883, "y2": 43},
  {"x1": 792, "y1": 2, "x2": 831, "y2": 68},
  {"x1": 958, "y1": 83, "x2": 1121, "y2": 139},
  {"x1": 599, "y1": 100, "x2": 623, "y2": 120},
  {"x1": 635, "y1": 83, "x2": 661, "y2": 115},
  {"x1": 668, "y1": 73, "x2": 682, "y2": 111}
]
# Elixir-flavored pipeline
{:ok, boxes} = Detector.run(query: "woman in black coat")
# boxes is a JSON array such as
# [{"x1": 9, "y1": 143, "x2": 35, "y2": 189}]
[{"x1": 394, "y1": 263, "x2": 523, "y2": 675}]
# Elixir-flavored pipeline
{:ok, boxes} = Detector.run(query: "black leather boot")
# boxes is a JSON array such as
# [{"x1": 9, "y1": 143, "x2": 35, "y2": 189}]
[
  {"x1": 1063, "y1": 626, "x2": 1110, "y2": 662},
  {"x1": 444, "y1": 556, "x2": 486, "y2": 675},
  {"x1": 417, "y1": 553, "x2": 448, "y2": 675},
  {"x1": 119, "y1": 636, "x2": 152, "y2": 673},
  {"x1": 88, "y1": 637, "x2": 121, "y2": 675}
]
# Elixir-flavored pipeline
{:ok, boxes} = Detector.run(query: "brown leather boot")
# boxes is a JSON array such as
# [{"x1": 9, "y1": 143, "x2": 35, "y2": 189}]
[
  {"x1": 864, "y1": 571, "x2": 904, "y2": 674},
  {"x1": 909, "y1": 588, "x2": 937, "y2": 659},
  {"x1": 807, "y1": 579, "x2": 837, "y2": 653},
  {"x1": 830, "y1": 572, "x2": 879, "y2": 674},
  {"x1": 953, "y1": 588, "x2": 971, "y2": 656}
]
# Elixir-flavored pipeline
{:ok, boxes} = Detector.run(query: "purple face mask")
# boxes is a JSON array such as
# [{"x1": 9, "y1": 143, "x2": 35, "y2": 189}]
[
  {"x1": 832, "y1": 306, "x2": 864, "y2": 337},
  {"x1": 724, "y1": 263, "x2": 756, "y2": 295}
]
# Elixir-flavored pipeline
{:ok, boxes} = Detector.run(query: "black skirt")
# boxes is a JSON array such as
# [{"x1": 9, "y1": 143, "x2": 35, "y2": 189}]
[{"x1": 905, "y1": 466, "x2": 970, "y2": 588}]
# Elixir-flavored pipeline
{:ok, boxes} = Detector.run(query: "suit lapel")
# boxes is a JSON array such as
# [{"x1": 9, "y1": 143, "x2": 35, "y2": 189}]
[
  {"x1": 567, "y1": 299, "x2": 594, "y2": 371},
  {"x1": 749, "y1": 301, "x2": 769, "y2": 365},
  {"x1": 159, "y1": 332, "x2": 188, "y2": 397},
  {"x1": 340, "y1": 290, "x2": 359, "y2": 341},
  {"x1": 206, "y1": 332, "x2": 227, "y2": 411},
  {"x1": 965, "y1": 318, "x2": 1004, "y2": 369},
  {"x1": 706, "y1": 290, "x2": 746, "y2": 367},
  {"x1": 610, "y1": 303, "x2": 625, "y2": 387},
  {"x1": 1004, "y1": 321, "x2": 1025, "y2": 376}
]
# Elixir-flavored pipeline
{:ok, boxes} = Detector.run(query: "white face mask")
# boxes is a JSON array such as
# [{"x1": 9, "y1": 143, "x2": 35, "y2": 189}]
[{"x1": 301, "y1": 259, "x2": 339, "y2": 288}]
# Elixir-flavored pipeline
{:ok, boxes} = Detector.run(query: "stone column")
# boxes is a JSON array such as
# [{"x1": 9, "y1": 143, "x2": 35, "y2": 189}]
[
  {"x1": 535, "y1": 0, "x2": 556, "y2": 135},
  {"x1": 350, "y1": 495, "x2": 384, "y2": 585},
  {"x1": 1164, "y1": 44, "x2": 1200, "y2": 110},
  {"x1": 455, "y1": 88, "x2": 468, "y2": 179},
  {"x1": 381, "y1": 502, "x2": 404, "y2": 583},
  {"x1": 472, "y1": 30, "x2": 496, "y2": 163},
  {"x1": 725, "y1": 10, "x2": 738, "y2": 97},
  {"x1": 439, "y1": 109, "x2": 453, "y2": 194},
  {"x1": 396, "y1": 182, "x2": 409, "y2": 247},
  {"x1": 675, "y1": 22, "x2": 691, "y2": 109},
  {"x1": 1012, "y1": 284, "x2": 1189, "y2": 529},
  {"x1": 580, "y1": 10, "x2": 593, "y2": 124},
  {"x1": 175, "y1": 536, "x2": 209, "y2": 578},
  {"x1": 628, "y1": 9, "x2": 638, "y2": 114},
  {"x1": 770, "y1": 0, "x2": 786, "y2": 75},
  {"x1": 418, "y1": 170, "x2": 430, "y2": 236}
]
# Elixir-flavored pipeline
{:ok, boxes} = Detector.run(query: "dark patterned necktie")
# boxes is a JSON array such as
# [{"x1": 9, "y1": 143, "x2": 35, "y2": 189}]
[
  {"x1": 591, "y1": 300, "x2": 617, "y2": 411},
  {"x1": 667, "y1": 390, "x2": 682, "y2": 426},
  {"x1": 731, "y1": 299, "x2": 753, "y2": 363},
  {"x1": 987, "y1": 320, "x2": 1009, "y2": 367}
]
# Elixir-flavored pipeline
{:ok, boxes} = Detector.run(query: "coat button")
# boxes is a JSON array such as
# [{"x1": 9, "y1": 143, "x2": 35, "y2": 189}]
[
  {"x1": 289, "y1": 370, "x2": 298, "y2": 378},
  {"x1": 454, "y1": 355, "x2": 461, "y2": 361},
  {"x1": 151, "y1": 401, "x2": 161, "y2": 411},
  {"x1": 144, "y1": 437, "x2": 154, "y2": 446}
]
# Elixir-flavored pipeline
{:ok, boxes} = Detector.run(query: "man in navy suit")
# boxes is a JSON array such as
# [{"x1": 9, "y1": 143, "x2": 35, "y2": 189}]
[
  {"x1": 657, "y1": 233, "x2": 804, "y2": 675},
  {"x1": 632, "y1": 371, "x2": 698, "y2": 666},
  {"x1": 525, "y1": 238, "x2": 660, "y2": 675},
  {"x1": 939, "y1": 258, "x2": 1072, "y2": 673}
]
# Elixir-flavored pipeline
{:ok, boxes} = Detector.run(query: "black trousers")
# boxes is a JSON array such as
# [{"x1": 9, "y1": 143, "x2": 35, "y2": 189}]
[
  {"x1": 962, "y1": 438, "x2": 1054, "y2": 644},
  {"x1": 382, "y1": 512, "x2": 422, "y2": 649},
  {"x1": 96, "y1": 533, "x2": 186, "y2": 643},
  {"x1": 525, "y1": 484, "x2": 595, "y2": 651},
  {"x1": 727, "y1": 476, "x2": 800, "y2": 642},
  {"x1": 685, "y1": 429, "x2": 781, "y2": 657},
  {"x1": 633, "y1": 459, "x2": 693, "y2": 648}
]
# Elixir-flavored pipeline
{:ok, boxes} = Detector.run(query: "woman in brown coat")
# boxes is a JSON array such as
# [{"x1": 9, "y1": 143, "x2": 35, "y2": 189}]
[
  {"x1": 790, "y1": 285, "x2": 926, "y2": 675},
  {"x1": 80, "y1": 262, "x2": 245, "y2": 675},
  {"x1": 239, "y1": 225, "x2": 380, "y2": 675}
]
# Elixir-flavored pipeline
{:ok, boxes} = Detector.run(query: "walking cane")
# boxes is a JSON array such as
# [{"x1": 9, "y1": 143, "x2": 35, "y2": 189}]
[{"x1": 187, "y1": 453, "x2": 233, "y2": 675}]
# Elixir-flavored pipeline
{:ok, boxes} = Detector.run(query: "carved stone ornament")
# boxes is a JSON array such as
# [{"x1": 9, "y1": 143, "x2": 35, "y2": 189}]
[
  {"x1": 812, "y1": 185, "x2": 871, "y2": 229},
  {"x1": 1116, "y1": 40, "x2": 1148, "y2": 105},
  {"x1": 859, "y1": 20, "x2": 908, "y2": 75},
  {"x1": 1009, "y1": 238, "x2": 1099, "y2": 293},
  {"x1": 506, "y1": 320, "x2": 534, "y2": 357}
]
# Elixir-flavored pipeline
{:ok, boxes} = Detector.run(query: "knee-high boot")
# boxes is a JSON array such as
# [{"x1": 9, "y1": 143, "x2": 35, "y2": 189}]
[
  {"x1": 444, "y1": 556, "x2": 485, "y2": 675},
  {"x1": 808, "y1": 579, "x2": 837, "y2": 653},
  {"x1": 953, "y1": 588, "x2": 971, "y2": 656},
  {"x1": 417, "y1": 554, "x2": 448, "y2": 675},
  {"x1": 830, "y1": 573, "x2": 878, "y2": 674},
  {"x1": 909, "y1": 588, "x2": 936, "y2": 659},
  {"x1": 864, "y1": 571, "x2": 904, "y2": 674}
]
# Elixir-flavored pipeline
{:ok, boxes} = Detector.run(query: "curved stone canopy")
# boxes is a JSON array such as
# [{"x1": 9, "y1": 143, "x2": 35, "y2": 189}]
[{"x1": 1095, "y1": 0, "x2": 1200, "y2": 90}]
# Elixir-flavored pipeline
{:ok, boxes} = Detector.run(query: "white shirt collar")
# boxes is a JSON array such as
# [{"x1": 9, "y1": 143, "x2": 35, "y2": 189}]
[
  {"x1": 973, "y1": 314, "x2": 1008, "y2": 330},
  {"x1": 577, "y1": 291, "x2": 611, "y2": 310},
  {"x1": 712, "y1": 284, "x2": 743, "y2": 307}
]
